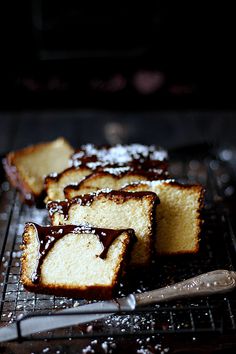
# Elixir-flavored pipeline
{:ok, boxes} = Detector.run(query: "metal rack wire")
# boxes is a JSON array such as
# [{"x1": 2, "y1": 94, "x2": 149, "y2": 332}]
[{"x1": 0, "y1": 156, "x2": 236, "y2": 342}]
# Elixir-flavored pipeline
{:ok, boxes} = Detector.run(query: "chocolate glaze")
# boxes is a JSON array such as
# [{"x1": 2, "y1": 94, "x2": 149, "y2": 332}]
[
  {"x1": 48, "y1": 190, "x2": 160, "y2": 219},
  {"x1": 47, "y1": 193, "x2": 105, "y2": 218},
  {"x1": 27, "y1": 223, "x2": 135, "y2": 284},
  {"x1": 64, "y1": 169, "x2": 169, "y2": 195},
  {"x1": 73, "y1": 158, "x2": 169, "y2": 175},
  {"x1": 70, "y1": 144, "x2": 168, "y2": 174},
  {"x1": 71, "y1": 144, "x2": 168, "y2": 166},
  {"x1": 45, "y1": 160, "x2": 168, "y2": 185},
  {"x1": 45, "y1": 165, "x2": 92, "y2": 183}
]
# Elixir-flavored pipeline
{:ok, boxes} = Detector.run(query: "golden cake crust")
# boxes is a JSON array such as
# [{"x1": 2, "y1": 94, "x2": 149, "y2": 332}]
[{"x1": 21, "y1": 223, "x2": 136, "y2": 300}]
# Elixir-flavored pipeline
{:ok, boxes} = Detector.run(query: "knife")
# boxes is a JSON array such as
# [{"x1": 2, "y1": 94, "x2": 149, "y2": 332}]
[{"x1": 0, "y1": 269, "x2": 235, "y2": 343}]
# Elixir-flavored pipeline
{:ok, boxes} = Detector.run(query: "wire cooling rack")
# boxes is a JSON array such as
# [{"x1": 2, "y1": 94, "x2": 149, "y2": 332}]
[{"x1": 0, "y1": 155, "x2": 236, "y2": 342}]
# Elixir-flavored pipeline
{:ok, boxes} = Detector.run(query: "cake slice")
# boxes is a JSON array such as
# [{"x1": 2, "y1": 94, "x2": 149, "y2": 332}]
[
  {"x1": 64, "y1": 168, "x2": 168, "y2": 199},
  {"x1": 48, "y1": 190, "x2": 159, "y2": 266},
  {"x1": 3, "y1": 138, "x2": 73, "y2": 204},
  {"x1": 122, "y1": 180, "x2": 204, "y2": 255},
  {"x1": 44, "y1": 165, "x2": 92, "y2": 202},
  {"x1": 21, "y1": 223, "x2": 136, "y2": 299}
]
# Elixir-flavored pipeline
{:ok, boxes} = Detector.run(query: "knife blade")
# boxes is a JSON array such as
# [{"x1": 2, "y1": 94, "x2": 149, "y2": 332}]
[
  {"x1": 0, "y1": 300, "x2": 121, "y2": 343},
  {"x1": 0, "y1": 269, "x2": 235, "y2": 343}
]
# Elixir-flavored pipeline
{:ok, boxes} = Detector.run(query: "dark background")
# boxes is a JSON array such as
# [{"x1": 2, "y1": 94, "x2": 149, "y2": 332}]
[{"x1": 1, "y1": 1, "x2": 236, "y2": 151}]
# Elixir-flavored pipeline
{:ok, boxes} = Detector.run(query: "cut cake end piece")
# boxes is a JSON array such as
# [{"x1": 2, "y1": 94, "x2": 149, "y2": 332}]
[{"x1": 21, "y1": 223, "x2": 136, "y2": 300}]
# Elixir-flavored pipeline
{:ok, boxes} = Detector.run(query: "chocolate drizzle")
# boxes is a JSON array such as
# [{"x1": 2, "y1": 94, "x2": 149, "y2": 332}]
[
  {"x1": 64, "y1": 169, "x2": 169, "y2": 196},
  {"x1": 48, "y1": 190, "x2": 160, "y2": 219},
  {"x1": 71, "y1": 144, "x2": 168, "y2": 172},
  {"x1": 47, "y1": 193, "x2": 105, "y2": 218},
  {"x1": 71, "y1": 144, "x2": 168, "y2": 165},
  {"x1": 27, "y1": 223, "x2": 134, "y2": 284},
  {"x1": 47, "y1": 194, "x2": 101, "y2": 218}
]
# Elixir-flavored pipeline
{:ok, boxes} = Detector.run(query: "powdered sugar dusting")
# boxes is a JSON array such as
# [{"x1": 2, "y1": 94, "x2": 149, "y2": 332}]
[
  {"x1": 145, "y1": 179, "x2": 176, "y2": 186},
  {"x1": 48, "y1": 172, "x2": 58, "y2": 178},
  {"x1": 73, "y1": 160, "x2": 82, "y2": 168},
  {"x1": 94, "y1": 188, "x2": 113, "y2": 195},
  {"x1": 72, "y1": 144, "x2": 168, "y2": 166},
  {"x1": 86, "y1": 161, "x2": 103, "y2": 170},
  {"x1": 74, "y1": 224, "x2": 96, "y2": 234},
  {"x1": 103, "y1": 166, "x2": 131, "y2": 175},
  {"x1": 121, "y1": 179, "x2": 175, "y2": 189}
]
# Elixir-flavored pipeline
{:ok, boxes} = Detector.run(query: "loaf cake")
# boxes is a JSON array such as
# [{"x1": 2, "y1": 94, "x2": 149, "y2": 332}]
[
  {"x1": 48, "y1": 190, "x2": 159, "y2": 266},
  {"x1": 45, "y1": 143, "x2": 168, "y2": 202},
  {"x1": 21, "y1": 223, "x2": 136, "y2": 299},
  {"x1": 3, "y1": 138, "x2": 73, "y2": 204},
  {"x1": 122, "y1": 180, "x2": 204, "y2": 255},
  {"x1": 64, "y1": 168, "x2": 168, "y2": 199}
]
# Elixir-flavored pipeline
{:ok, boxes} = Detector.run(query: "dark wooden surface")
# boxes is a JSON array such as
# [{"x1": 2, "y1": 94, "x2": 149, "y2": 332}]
[{"x1": 0, "y1": 110, "x2": 236, "y2": 154}]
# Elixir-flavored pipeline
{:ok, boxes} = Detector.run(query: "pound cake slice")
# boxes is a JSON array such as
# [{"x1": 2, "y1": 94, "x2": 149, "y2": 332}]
[
  {"x1": 64, "y1": 168, "x2": 168, "y2": 199},
  {"x1": 122, "y1": 180, "x2": 204, "y2": 255},
  {"x1": 48, "y1": 190, "x2": 159, "y2": 266},
  {"x1": 44, "y1": 165, "x2": 92, "y2": 202},
  {"x1": 3, "y1": 138, "x2": 73, "y2": 204},
  {"x1": 21, "y1": 223, "x2": 136, "y2": 299}
]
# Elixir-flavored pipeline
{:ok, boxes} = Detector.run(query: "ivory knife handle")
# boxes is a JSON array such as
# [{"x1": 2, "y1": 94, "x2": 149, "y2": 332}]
[{"x1": 134, "y1": 270, "x2": 236, "y2": 306}]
